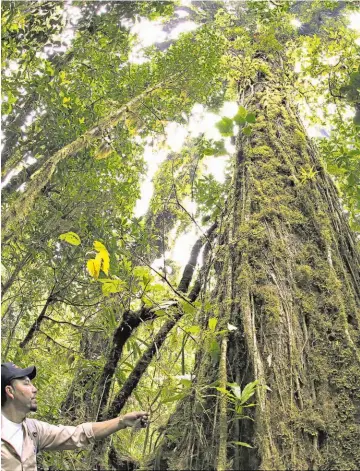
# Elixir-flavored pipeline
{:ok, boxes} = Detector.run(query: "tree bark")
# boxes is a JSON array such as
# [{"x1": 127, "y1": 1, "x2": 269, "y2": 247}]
[
  {"x1": 152, "y1": 67, "x2": 360, "y2": 471},
  {"x1": 19, "y1": 292, "x2": 55, "y2": 348},
  {"x1": 1, "y1": 254, "x2": 32, "y2": 297}
]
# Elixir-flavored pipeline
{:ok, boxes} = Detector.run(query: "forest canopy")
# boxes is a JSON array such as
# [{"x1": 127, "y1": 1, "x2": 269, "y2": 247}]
[{"x1": 1, "y1": 1, "x2": 360, "y2": 470}]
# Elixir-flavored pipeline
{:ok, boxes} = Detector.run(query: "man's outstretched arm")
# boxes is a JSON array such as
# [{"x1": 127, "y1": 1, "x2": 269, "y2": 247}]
[
  {"x1": 31, "y1": 410, "x2": 149, "y2": 451},
  {"x1": 91, "y1": 411, "x2": 149, "y2": 440}
]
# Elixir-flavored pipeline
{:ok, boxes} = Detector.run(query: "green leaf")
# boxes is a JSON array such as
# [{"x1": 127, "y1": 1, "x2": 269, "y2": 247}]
[
  {"x1": 209, "y1": 338, "x2": 220, "y2": 364},
  {"x1": 154, "y1": 309, "x2": 166, "y2": 316},
  {"x1": 216, "y1": 117, "x2": 234, "y2": 136},
  {"x1": 134, "y1": 266, "x2": 152, "y2": 280},
  {"x1": 101, "y1": 279, "x2": 123, "y2": 296},
  {"x1": 185, "y1": 325, "x2": 201, "y2": 334},
  {"x1": 245, "y1": 113, "x2": 256, "y2": 123},
  {"x1": 215, "y1": 386, "x2": 232, "y2": 396},
  {"x1": 213, "y1": 140, "x2": 227, "y2": 156},
  {"x1": 162, "y1": 393, "x2": 186, "y2": 403},
  {"x1": 349, "y1": 72, "x2": 360, "y2": 88},
  {"x1": 182, "y1": 302, "x2": 196, "y2": 314},
  {"x1": 180, "y1": 378, "x2": 192, "y2": 387},
  {"x1": 233, "y1": 114, "x2": 247, "y2": 125},
  {"x1": 231, "y1": 441, "x2": 253, "y2": 448},
  {"x1": 208, "y1": 317, "x2": 218, "y2": 331},
  {"x1": 230, "y1": 383, "x2": 241, "y2": 399},
  {"x1": 240, "y1": 380, "x2": 259, "y2": 404},
  {"x1": 203, "y1": 147, "x2": 216, "y2": 156},
  {"x1": 243, "y1": 126, "x2": 252, "y2": 136},
  {"x1": 235, "y1": 106, "x2": 247, "y2": 118},
  {"x1": 59, "y1": 232, "x2": 81, "y2": 246}
]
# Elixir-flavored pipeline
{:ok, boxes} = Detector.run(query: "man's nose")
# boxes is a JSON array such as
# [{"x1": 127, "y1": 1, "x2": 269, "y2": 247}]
[{"x1": 31, "y1": 384, "x2": 37, "y2": 393}]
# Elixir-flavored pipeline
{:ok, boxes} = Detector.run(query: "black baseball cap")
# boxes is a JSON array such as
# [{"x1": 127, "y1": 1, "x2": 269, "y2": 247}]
[{"x1": 1, "y1": 362, "x2": 36, "y2": 386}]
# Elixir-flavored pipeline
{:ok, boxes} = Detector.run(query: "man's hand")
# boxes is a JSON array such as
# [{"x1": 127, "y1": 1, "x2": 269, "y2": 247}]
[
  {"x1": 120, "y1": 411, "x2": 149, "y2": 429},
  {"x1": 92, "y1": 411, "x2": 149, "y2": 439}
]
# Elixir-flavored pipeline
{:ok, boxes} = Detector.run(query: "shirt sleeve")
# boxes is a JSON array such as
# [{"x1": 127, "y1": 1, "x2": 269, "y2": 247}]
[{"x1": 31, "y1": 419, "x2": 95, "y2": 451}]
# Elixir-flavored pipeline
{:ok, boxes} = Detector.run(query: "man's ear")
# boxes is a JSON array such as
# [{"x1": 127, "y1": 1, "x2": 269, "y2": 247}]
[{"x1": 5, "y1": 384, "x2": 15, "y2": 400}]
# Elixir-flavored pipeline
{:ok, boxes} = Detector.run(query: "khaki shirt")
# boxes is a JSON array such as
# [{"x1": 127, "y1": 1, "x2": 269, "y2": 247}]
[{"x1": 1, "y1": 417, "x2": 95, "y2": 471}]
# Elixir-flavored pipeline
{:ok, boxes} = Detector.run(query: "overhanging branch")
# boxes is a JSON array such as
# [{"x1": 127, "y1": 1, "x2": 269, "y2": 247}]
[{"x1": 2, "y1": 79, "x2": 170, "y2": 240}]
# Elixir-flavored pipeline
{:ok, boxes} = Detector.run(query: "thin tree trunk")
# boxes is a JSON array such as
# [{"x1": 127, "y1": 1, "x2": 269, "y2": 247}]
[
  {"x1": 2, "y1": 156, "x2": 47, "y2": 197},
  {"x1": 1, "y1": 254, "x2": 32, "y2": 297},
  {"x1": 89, "y1": 224, "x2": 217, "y2": 468},
  {"x1": 19, "y1": 293, "x2": 55, "y2": 348},
  {"x1": 107, "y1": 310, "x2": 184, "y2": 419}
]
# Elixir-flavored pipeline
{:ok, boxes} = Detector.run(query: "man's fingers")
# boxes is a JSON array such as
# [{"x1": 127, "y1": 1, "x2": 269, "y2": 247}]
[{"x1": 137, "y1": 412, "x2": 149, "y2": 428}]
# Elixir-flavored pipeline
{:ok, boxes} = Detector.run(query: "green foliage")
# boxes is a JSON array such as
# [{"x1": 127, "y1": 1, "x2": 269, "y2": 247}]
[
  {"x1": 216, "y1": 107, "x2": 256, "y2": 137},
  {"x1": 2, "y1": 1, "x2": 360, "y2": 469},
  {"x1": 299, "y1": 165, "x2": 318, "y2": 184},
  {"x1": 216, "y1": 116, "x2": 234, "y2": 136}
]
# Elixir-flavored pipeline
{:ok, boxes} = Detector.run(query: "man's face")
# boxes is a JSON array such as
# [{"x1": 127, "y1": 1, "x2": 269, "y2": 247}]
[{"x1": 7, "y1": 376, "x2": 38, "y2": 412}]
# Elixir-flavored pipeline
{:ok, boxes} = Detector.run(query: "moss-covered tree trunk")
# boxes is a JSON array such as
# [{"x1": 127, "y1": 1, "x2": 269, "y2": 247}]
[{"x1": 153, "y1": 66, "x2": 360, "y2": 471}]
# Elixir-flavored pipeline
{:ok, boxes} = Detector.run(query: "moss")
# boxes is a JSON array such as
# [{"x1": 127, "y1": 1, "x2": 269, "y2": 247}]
[
  {"x1": 253, "y1": 284, "x2": 281, "y2": 321},
  {"x1": 294, "y1": 264, "x2": 313, "y2": 288},
  {"x1": 258, "y1": 204, "x2": 306, "y2": 225},
  {"x1": 248, "y1": 145, "x2": 274, "y2": 159},
  {"x1": 158, "y1": 79, "x2": 360, "y2": 471},
  {"x1": 293, "y1": 129, "x2": 307, "y2": 152}
]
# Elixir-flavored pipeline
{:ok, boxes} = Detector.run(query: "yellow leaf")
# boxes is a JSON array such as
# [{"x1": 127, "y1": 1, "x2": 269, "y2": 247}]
[
  {"x1": 59, "y1": 231, "x2": 81, "y2": 246},
  {"x1": 94, "y1": 241, "x2": 107, "y2": 252},
  {"x1": 95, "y1": 251, "x2": 103, "y2": 264},
  {"x1": 101, "y1": 250, "x2": 110, "y2": 275},
  {"x1": 87, "y1": 258, "x2": 100, "y2": 279},
  {"x1": 91, "y1": 241, "x2": 110, "y2": 275},
  {"x1": 63, "y1": 97, "x2": 70, "y2": 104},
  {"x1": 78, "y1": 117, "x2": 85, "y2": 124}
]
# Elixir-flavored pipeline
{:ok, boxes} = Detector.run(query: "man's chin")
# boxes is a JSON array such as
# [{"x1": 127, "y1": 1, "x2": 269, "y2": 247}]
[{"x1": 30, "y1": 404, "x2": 37, "y2": 412}]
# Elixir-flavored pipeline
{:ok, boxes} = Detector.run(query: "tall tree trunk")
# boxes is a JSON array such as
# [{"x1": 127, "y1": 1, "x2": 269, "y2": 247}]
[{"x1": 153, "y1": 67, "x2": 360, "y2": 471}]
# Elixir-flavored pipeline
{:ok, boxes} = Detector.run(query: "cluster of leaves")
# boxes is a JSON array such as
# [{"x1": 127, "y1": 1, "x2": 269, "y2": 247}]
[
  {"x1": 339, "y1": 65, "x2": 360, "y2": 126},
  {"x1": 216, "y1": 106, "x2": 256, "y2": 137},
  {"x1": 288, "y1": 8, "x2": 360, "y2": 227}
]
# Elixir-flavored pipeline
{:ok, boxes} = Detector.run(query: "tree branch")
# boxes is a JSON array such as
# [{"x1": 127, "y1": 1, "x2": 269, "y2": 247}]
[
  {"x1": 1, "y1": 254, "x2": 32, "y2": 297},
  {"x1": 106, "y1": 309, "x2": 183, "y2": 419},
  {"x1": 94, "y1": 220, "x2": 216, "y2": 421},
  {"x1": 19, "y1": 291, "x2": 55, "y2": 348},
  {"x1": 2, "y1": 79, "x2": 170, "y2": 240},
  {"x1": 178, "y1": 222, "x2": 217, "y2": 294}
]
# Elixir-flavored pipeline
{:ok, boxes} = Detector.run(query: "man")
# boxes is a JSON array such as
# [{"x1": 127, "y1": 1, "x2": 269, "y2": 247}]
[{"x1": 1, "y1": 362, "x2": 148, "y2": 471}]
